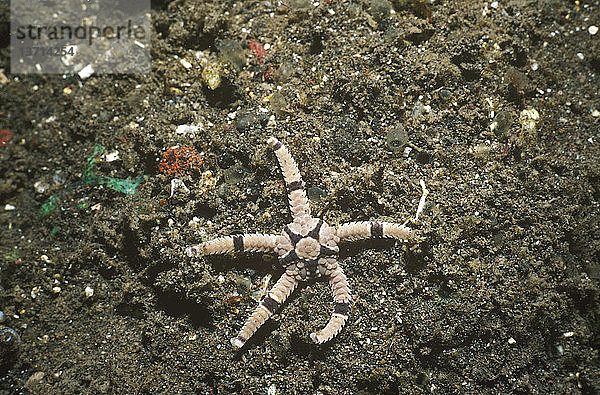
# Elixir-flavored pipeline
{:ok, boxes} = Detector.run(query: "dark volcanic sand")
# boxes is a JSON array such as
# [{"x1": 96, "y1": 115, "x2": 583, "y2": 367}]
[{"x1": 1, "y1": 0, "x2": 599, "y2": 393}]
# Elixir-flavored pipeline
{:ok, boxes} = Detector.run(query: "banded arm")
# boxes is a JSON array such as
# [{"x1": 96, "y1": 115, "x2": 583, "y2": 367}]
[
  {"x1": 336, "y1": 221, "x2": 413, "y2": 243},
  {"x1": 187, "y1": 233, "x2": 280, "y2": 257},
  {"x1": 267, "y1": 137, "x2": 311, "y2": 221},
  {"x1": 310, "y1": 265, "x2": 352, "y2": 344},
  {"x1": 231, "y1": 270, "x2": 298, "y2": 348}
]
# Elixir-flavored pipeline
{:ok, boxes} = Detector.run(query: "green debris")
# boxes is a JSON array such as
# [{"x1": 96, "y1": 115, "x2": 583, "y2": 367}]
[
  {"x1": 82, "y1": 144, "x2": 105, "y2": 185},
  {"x1": 39, "y1": 195, "x2": 59, "y2": 218},
  {"x1": 49, "y1": 225, "x2": 60, "y2": 237},
  {"x1": 83, "y1": 144, "x2": 148, "y2": 194},
  {"x1": 39, "y1": 144, "x2": 148, "y2": 218},
  {"x1": 102, "y1": 174, "x2": 150, "y2": 194}
]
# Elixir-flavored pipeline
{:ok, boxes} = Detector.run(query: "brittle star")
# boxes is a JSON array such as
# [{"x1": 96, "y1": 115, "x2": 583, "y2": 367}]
[{"x1": 187, "y1": 137, "x2": 426, "y2": 348}]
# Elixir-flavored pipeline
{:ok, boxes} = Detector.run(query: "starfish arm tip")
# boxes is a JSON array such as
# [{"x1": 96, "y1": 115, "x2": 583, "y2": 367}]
[
  {"x1": 185, "y1": 245, "x2": 203, "y2": 257},
  {"x1": 231, "y1": 337, "x2": 245, "y2": 349}
]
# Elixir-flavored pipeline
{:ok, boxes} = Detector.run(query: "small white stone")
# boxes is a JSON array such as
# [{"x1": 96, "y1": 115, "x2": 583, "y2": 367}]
[
  {"x1": 563, "y1": 331, "x2": 574, "y2": 338},
  {"x1": 78, "y1": 64, "x2": 95, "y2": 79},
  {"x1": 4, "y1": 204, "x2": 15, "y2": 211},
  {"x1": 591, "y1": 109, "x2": 600, "y2": 117},
  {"x1": 576, "y1": 52, "x2": 584, "y2": 60},
  {"x1": 180, "y1": 58, "x2": 192, "y2": 69},
  {"x1": 84, "y1": 286, "x2": 94, "y2": 298},
  {"x1": 175, "y1": 124, "x2": 200, "y2": 134},
  {"x1": 589, "y1": 25, "x2": 598, "y2": 35},
  {"x1": 52, "y1": 286, "x2": 61, "y2": 294},
  {"x1": 102, "y1": 151, "x2": 120, "y2": 162},
  {"x1": 490, "y1": 1, "x2": 499, "y2": 9},
  {"x1": 508, "y1": 337, "x2": 516, "y2": 344},
  {"x1": 170, "y1": 178, "x2": 190, "y2": 197}
]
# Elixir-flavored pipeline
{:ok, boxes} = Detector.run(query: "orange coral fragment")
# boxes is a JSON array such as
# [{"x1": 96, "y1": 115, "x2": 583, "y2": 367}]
[
  {"x1": 248, "y1": 39, "x2": 268, "y2": 64},
  {"x1": 159, "y1": 146, "x2": 203, "y2": 177},
  {"x1": 0, "y1": 129, "x2": 14, "y2": 146}
]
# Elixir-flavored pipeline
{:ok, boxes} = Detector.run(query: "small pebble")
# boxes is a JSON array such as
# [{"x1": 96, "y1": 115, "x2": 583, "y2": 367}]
[
  {"x1": 24, "y1": 371, "x2": 44, "y2": 388},
  {"x1": 84, "y1": 286, "x2": 94, "y2": 298},
  {"x1": 270, "y1": 92, "x2": 287, "y2": 115},
  {"x1": 235, "y1": 111, "x2": 259, "y2": 132},
  {"x1": 386, "y1": 123, "x2": 408, "y2": 152},
  {"x1": 470, "y1": 144, "x2": 492, "y2": 159},
  {"x1": 34, "y1": 181, "x2": 47, "y2": 193},
  {"x1": 589, "y1": 25, "x2": 598, "y2": 35},
  {"x1": 170, "y1": 178, "x2": 190, "y2": 197},
  {"x1": 307, "y1": 187, "x2": 327, "y2": 201},
  {"x1": 78, "y1": 64, "x2": 94, "y2": 79},
  {"x1": 102, "y1": 151, "x2": 120, "y2": 162},
  {"x1": 490, "y1": 110, "x2": 513, "y2": 136},
  {"x1": 4, "y1": 204, "x2": 15, "y2": 211},
  {"x1": 508, "y1": 337, "x2": 516, "y2": 344},
  {"x1": 0, "y1": 326, "x2": 20, "y2": 356},
  {"x1": 180, "y1": 58, "x2": 192, "y2": 69},
  {"x1": 202, "y1": 62, "x2": 222, "y2": 90},
  {"x1": 52, "y1": 286, "x2": 61, "y2": 294},
  {"x1": 175, "y1": 124, "x2": 200, "y2": 135},
  {"x1": 235, "y1": 275, "x2": 252, "y2": 294},
  {"x1": 520, "y1": 108, "x2": 540, "y2": 133}
]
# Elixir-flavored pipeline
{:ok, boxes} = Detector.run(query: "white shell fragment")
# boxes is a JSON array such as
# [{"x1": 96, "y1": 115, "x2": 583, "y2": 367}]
[
  {"x1": 170, "y1": 178, "x2": 190, "y2": 197},
  {"x1": 78, "y1": 64, "x2": 95, "y2": 79},
  {"x1": 175, "y1": 124, "x2": 200, "y2": 135},
  {"x1": 520, "y1": 108, "x2": 540, "y2": 133},
  {"x1": 180, "y1": 58, "x2": 192, "y2": 69}
]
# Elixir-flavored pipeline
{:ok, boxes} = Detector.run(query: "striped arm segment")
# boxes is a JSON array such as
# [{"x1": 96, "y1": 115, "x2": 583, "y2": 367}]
[
  {"x1": 336, "y1": 221, "x2": 413, "y2": 243},
  {"x1": 267, "y1": 137, "x2": 311, "y2": 220},
  {"x1": 310, "y1": 266, "x2": 352, "y2": 344},
  {"x1": 231, "y1": 271, "x2": 298, "y2": 348},
  {"x1": 186, "y1": 233, "x2": 280, "y2": 257}
]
